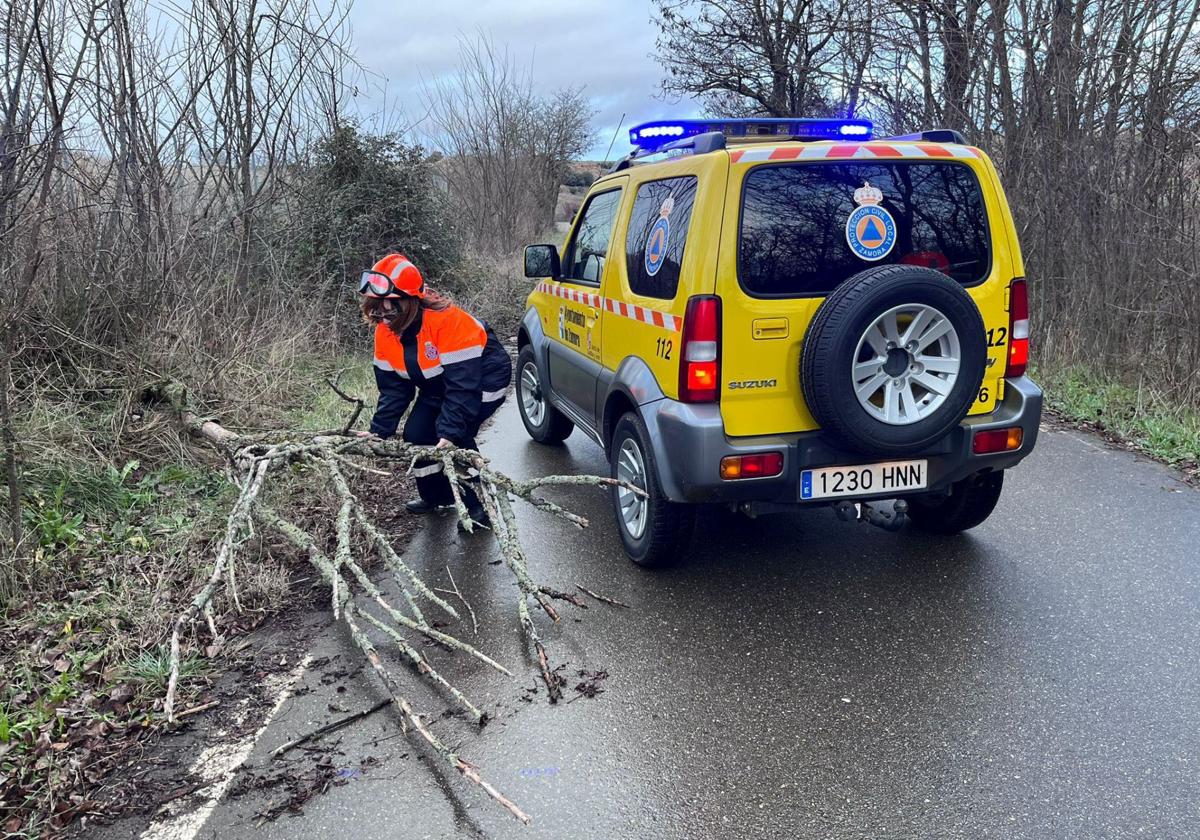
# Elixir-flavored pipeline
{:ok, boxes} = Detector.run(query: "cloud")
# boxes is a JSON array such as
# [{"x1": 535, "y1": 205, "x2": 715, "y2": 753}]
[{"x1": 346, "y1": 0, "x2": 700, "y2": 159}]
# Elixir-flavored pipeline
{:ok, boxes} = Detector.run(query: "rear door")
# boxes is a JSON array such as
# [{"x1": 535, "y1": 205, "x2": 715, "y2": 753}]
[
  {"x1": 547, "y1": 181, "x2": 625, "y2": 425},
  {"x1": 719, "y1": 149, "x2": 1014, "y2": 437},
  {"x1": 600, "y1": 153, "x2": 725, "y2": 400},
  {"x1": 599, "y1": 174, "x2": 698, "y2": 396}
]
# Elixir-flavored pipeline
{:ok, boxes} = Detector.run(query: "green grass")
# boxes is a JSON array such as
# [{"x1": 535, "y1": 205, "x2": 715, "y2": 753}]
[
  {"x1": 1036, "y1": 364, "x2": 1200, "y2": 466},
  {"x1": 284, "y1": 354, "x2": 378, "y2": 432},
  {"x1": 125, "y1": 645, "x2": 208, "y2": 692}
]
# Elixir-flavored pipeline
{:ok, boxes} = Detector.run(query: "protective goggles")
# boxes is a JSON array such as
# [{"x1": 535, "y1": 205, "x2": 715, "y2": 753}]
[{"x1": 358, "y1": 270, "x2": 420, "y2": 298}]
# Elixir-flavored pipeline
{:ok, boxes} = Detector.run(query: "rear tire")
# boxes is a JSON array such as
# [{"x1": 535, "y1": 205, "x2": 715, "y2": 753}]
[
  {"x1": 609, "y1": 413, "x2": 695, "y2": 567},
  {"x1": 907, "y1": 470, "x2": 1004, "y2": 534},
  {"x1": 516, "y1": 345, "x2": 573, "y2": 444}
]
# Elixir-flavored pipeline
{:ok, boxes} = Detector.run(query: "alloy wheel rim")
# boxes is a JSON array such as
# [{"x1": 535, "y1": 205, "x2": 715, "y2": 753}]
[
  {"x1": 852, "y1": 303, "x2": 961, "y2": 426},
  {"x1": 615, "y1": 438, "x2": 648, "y2": 539},
  {"x1": 519, "y1": 362, "x2": 545, "y2": 426}
]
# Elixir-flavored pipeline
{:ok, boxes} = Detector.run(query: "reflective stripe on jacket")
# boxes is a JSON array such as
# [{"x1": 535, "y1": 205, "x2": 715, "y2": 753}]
[{"x1": 369, "y1": 305, "x2": 512, "y2": 443}]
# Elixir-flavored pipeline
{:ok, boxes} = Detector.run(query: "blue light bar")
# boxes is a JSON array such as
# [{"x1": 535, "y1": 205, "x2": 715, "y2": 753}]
[{"x1": 629, "y1": 118, "x2": 874, "y2": 151}]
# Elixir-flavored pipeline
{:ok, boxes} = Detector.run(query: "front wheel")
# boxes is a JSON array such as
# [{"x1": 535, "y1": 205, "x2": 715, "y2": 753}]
[
  {"x1": 906, "y1": 470, "x2": 1004, "y2": 534},
  {"x1": 609, "y1": 413, "x2": 695, "y2": 567},
  {"x1": 515, "y1": 345, "x2": 573, "y2": 444}
]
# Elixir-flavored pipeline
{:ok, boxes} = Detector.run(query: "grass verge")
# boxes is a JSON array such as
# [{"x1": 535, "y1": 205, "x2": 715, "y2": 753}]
[
  {"x1": 1, "y1": 351, "x2": 380, "y2": 836},
  {"x1": 1036, "y1": 363, "x2": 1200, "y2": 478}
]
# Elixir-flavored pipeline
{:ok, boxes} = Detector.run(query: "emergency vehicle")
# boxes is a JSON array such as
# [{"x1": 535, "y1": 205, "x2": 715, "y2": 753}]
[{"x1": 517, "y1": 118, "x2": 1041, "y2": 566}]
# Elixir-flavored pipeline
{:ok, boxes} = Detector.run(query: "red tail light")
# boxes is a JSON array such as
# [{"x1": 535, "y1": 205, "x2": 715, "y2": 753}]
[
  {"x1": 1006, "y1": 278, "x2": 1029, "y2": 377},
  {"x1": 973, "y1": 427, "x2": 1023, "y2": 454},
  {"x1": 720, "y1": 452, "x2": 784, "y2": 480},
  {"x1": 679, "y1": 295, "x2": 721, "y2": 403}
]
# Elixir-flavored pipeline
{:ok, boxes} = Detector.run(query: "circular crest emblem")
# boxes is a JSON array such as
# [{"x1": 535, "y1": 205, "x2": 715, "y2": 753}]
[
  {"x1": 423, "y1": 341, "x2": 438, "y2": 360},
  {"x1": 644, "y1": 195, "x2": 675, "y2": 277},
  {"x1": 845, "y1": 181, "x2": 896, "y2": 262}
]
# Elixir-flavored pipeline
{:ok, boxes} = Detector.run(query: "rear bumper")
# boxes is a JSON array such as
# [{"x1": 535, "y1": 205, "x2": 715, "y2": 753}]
[{"x1": 642, "y1": 376, "x2": 1043, "y2": 504}]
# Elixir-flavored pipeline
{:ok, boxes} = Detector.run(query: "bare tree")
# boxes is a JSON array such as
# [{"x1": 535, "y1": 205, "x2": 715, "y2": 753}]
[
  {"x1": 654, "y1": 0, "x2": 1200, "y2": 406},
  {"x1": 0, "y1": 0, "x2": 359, "y2": 586},
  {"x1": 653, "y1": 0, "x2": 850, "y2": 116},
  {"x1": 1, "y1": 0, "x2": 104, "y2": 561},
  {"x1": 424, "y1": 35, "x2": 593, "y2": 252}
]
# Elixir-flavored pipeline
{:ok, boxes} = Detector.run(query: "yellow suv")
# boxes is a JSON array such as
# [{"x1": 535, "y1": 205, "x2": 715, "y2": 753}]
[{"x1": 518, "y1": 118, "x2": 1041, "y2": 566}]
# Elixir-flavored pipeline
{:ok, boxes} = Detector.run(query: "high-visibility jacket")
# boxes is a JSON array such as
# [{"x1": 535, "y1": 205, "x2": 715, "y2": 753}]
[{"x1": 369, "y1": 305, "x2": 511, "y2": 443}]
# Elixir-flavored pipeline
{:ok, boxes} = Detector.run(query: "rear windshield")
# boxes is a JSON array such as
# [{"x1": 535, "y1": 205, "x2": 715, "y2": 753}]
[{"x1": 738, "y1": 161, "x2": 990, "y2": 297}]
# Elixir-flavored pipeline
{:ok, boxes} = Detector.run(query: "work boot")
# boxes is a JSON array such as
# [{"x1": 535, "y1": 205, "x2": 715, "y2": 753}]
[
  {"x1": 405, "y1": 498, "x2": 441, "y2": 514},
  {"x1": 456, "y1": 505, "x2": 491, "y2": 533}
]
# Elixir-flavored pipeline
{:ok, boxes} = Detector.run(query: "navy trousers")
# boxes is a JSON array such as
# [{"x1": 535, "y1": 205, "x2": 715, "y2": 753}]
[{"x1": 403, "y1": 395, "x2": 505, "y2": 506}]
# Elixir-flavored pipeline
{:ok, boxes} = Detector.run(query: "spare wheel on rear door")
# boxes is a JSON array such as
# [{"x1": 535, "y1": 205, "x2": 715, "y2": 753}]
[{"x1": 800, "y1": 264, "x2": 987, "y2": 455}]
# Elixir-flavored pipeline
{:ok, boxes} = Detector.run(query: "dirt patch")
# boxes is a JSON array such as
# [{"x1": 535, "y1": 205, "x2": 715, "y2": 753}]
[{"x1": 61, "y1": 586, "x2": 331, "y2": 837}]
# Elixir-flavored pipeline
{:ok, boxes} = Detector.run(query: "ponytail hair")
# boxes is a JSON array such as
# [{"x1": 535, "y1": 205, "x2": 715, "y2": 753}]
[{"x1": 421, "y1": 288, "x2": 452, "y2": 311}]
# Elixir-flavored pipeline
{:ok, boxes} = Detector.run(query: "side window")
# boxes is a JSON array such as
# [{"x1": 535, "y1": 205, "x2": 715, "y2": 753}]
[
  {"x1": 562, "y1": 188, "x2": 623, "y2": 285},
  {"x1": 625, "y1": 176, "x2": 698, "y2": 300}
]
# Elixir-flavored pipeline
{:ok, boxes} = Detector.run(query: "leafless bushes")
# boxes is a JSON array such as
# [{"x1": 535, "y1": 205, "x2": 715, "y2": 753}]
[
  {"x1": 655, "y1": 0, "x2": 1200, "y2": 406},
  {"x1": 0, "y1": 0, "x2": 357, "y2": 578},
  {"x1": 423, "y1": 36, "x2": 593, "y2": 254}
]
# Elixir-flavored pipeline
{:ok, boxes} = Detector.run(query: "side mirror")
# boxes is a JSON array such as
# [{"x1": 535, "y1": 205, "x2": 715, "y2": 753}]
[{"x1": 524, "y1": 244, "x2": 561, "y2": 280}]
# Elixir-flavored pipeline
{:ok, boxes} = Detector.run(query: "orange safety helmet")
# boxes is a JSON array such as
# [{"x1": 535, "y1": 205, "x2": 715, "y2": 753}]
[{"x1": 359, "y1": 253, "x2": 426, "y2": 299}]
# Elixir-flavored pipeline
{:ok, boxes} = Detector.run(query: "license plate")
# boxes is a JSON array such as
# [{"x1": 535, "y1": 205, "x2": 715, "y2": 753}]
[{"x1": 800, "y1": 460, "x2": 928, "y2": 500}]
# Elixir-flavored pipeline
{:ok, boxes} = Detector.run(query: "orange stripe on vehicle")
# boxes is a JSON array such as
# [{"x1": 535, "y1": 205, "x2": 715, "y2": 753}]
[
  {"x1": 865, "y1": 144, "x2": 904, "y2": 157},
  {"x1": 769, "y1": 147, "x2": 803, "y2": 160},
  {"x1": 917, "y1": 143, "x2": 954, "y2": 157},
  {"x1": 826, "y1": 144, "x2": 861, "y2": 158},
  {"x1": 534, "y1": 282, "x2": 683, "y2": 333}
]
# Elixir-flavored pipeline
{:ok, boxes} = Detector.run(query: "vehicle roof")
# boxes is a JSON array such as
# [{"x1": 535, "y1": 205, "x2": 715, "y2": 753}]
[
  {"x1": 725, "y1": 139, "x2": 985, "y2": 163},
  {"x1": 594, "y1": 139, "x2": 986, "y2": 188}
]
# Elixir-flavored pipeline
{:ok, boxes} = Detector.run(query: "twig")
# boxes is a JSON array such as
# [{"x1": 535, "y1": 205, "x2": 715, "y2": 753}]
[
  {"x1": 256, "y1": 507, "x2": 510, "y2": 677},
  {"x1": 539, "y1": 586, "x2": 588, "y2": 609},
  {"x1": 442, "y1": 565, "x2": 478, "y2": 633},
  {"x1": 326, "y1": 375, "x2": 365, "y2": 435},
  {"x1": 342, "y1": 603, "x2": 529, "y2": 823},
  {"x1": 165, "y1": 454, "x2": 272, "y2": 722},
  {"x1": 476, "y1": 480, "x2": 562, "y2": 702},
  {"x1": 575, "y1": 585, "x2": 631, "y2": 609},
  {"x1": 175, "y1": 699, "x2": 220, "y2": 720},
  {"x1": 271, "y1": 699, "x2": 390, "y2": 759}
]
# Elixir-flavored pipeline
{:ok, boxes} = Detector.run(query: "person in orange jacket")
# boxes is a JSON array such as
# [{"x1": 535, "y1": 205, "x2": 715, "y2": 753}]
[{"x1": 359, "y1": 253, "x2": 512, "y2": 528}]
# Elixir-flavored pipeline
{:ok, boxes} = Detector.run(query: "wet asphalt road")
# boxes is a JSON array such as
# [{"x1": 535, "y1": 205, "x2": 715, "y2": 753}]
[{"x1": 194, "y1": 401, "x2": 1199, "y2": 839}]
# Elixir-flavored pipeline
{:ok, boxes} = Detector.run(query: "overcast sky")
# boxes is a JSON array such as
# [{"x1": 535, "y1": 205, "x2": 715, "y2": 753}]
[{"x1": 346, "y1": 0, "x2": 702, "y2": 160}]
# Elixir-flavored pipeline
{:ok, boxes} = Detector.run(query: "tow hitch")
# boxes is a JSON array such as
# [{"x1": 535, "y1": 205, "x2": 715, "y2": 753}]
[{"x1": 833, "y1": 499, "x2": 909, "y2": 532}]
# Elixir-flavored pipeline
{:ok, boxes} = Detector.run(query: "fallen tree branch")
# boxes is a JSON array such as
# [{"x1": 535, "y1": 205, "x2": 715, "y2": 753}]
[{"x1": 149, "y1": 378, "x2": 639, "y2": 821}]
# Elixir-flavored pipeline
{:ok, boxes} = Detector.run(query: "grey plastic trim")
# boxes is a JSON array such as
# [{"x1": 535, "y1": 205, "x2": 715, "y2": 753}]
[{"x1": 634, "y1": 375, "x2": 1044, "y2": 504}]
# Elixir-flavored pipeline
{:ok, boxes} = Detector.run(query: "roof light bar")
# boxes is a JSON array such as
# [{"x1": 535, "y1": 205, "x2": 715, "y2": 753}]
[{"x1": 629, "y1": 117, "x2": 873, "y2": 151}]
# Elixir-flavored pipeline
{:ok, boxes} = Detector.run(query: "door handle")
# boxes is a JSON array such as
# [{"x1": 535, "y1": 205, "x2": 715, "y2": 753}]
[{"x1": 752, "y1": 317, "x2": 789, "y2": 339}]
